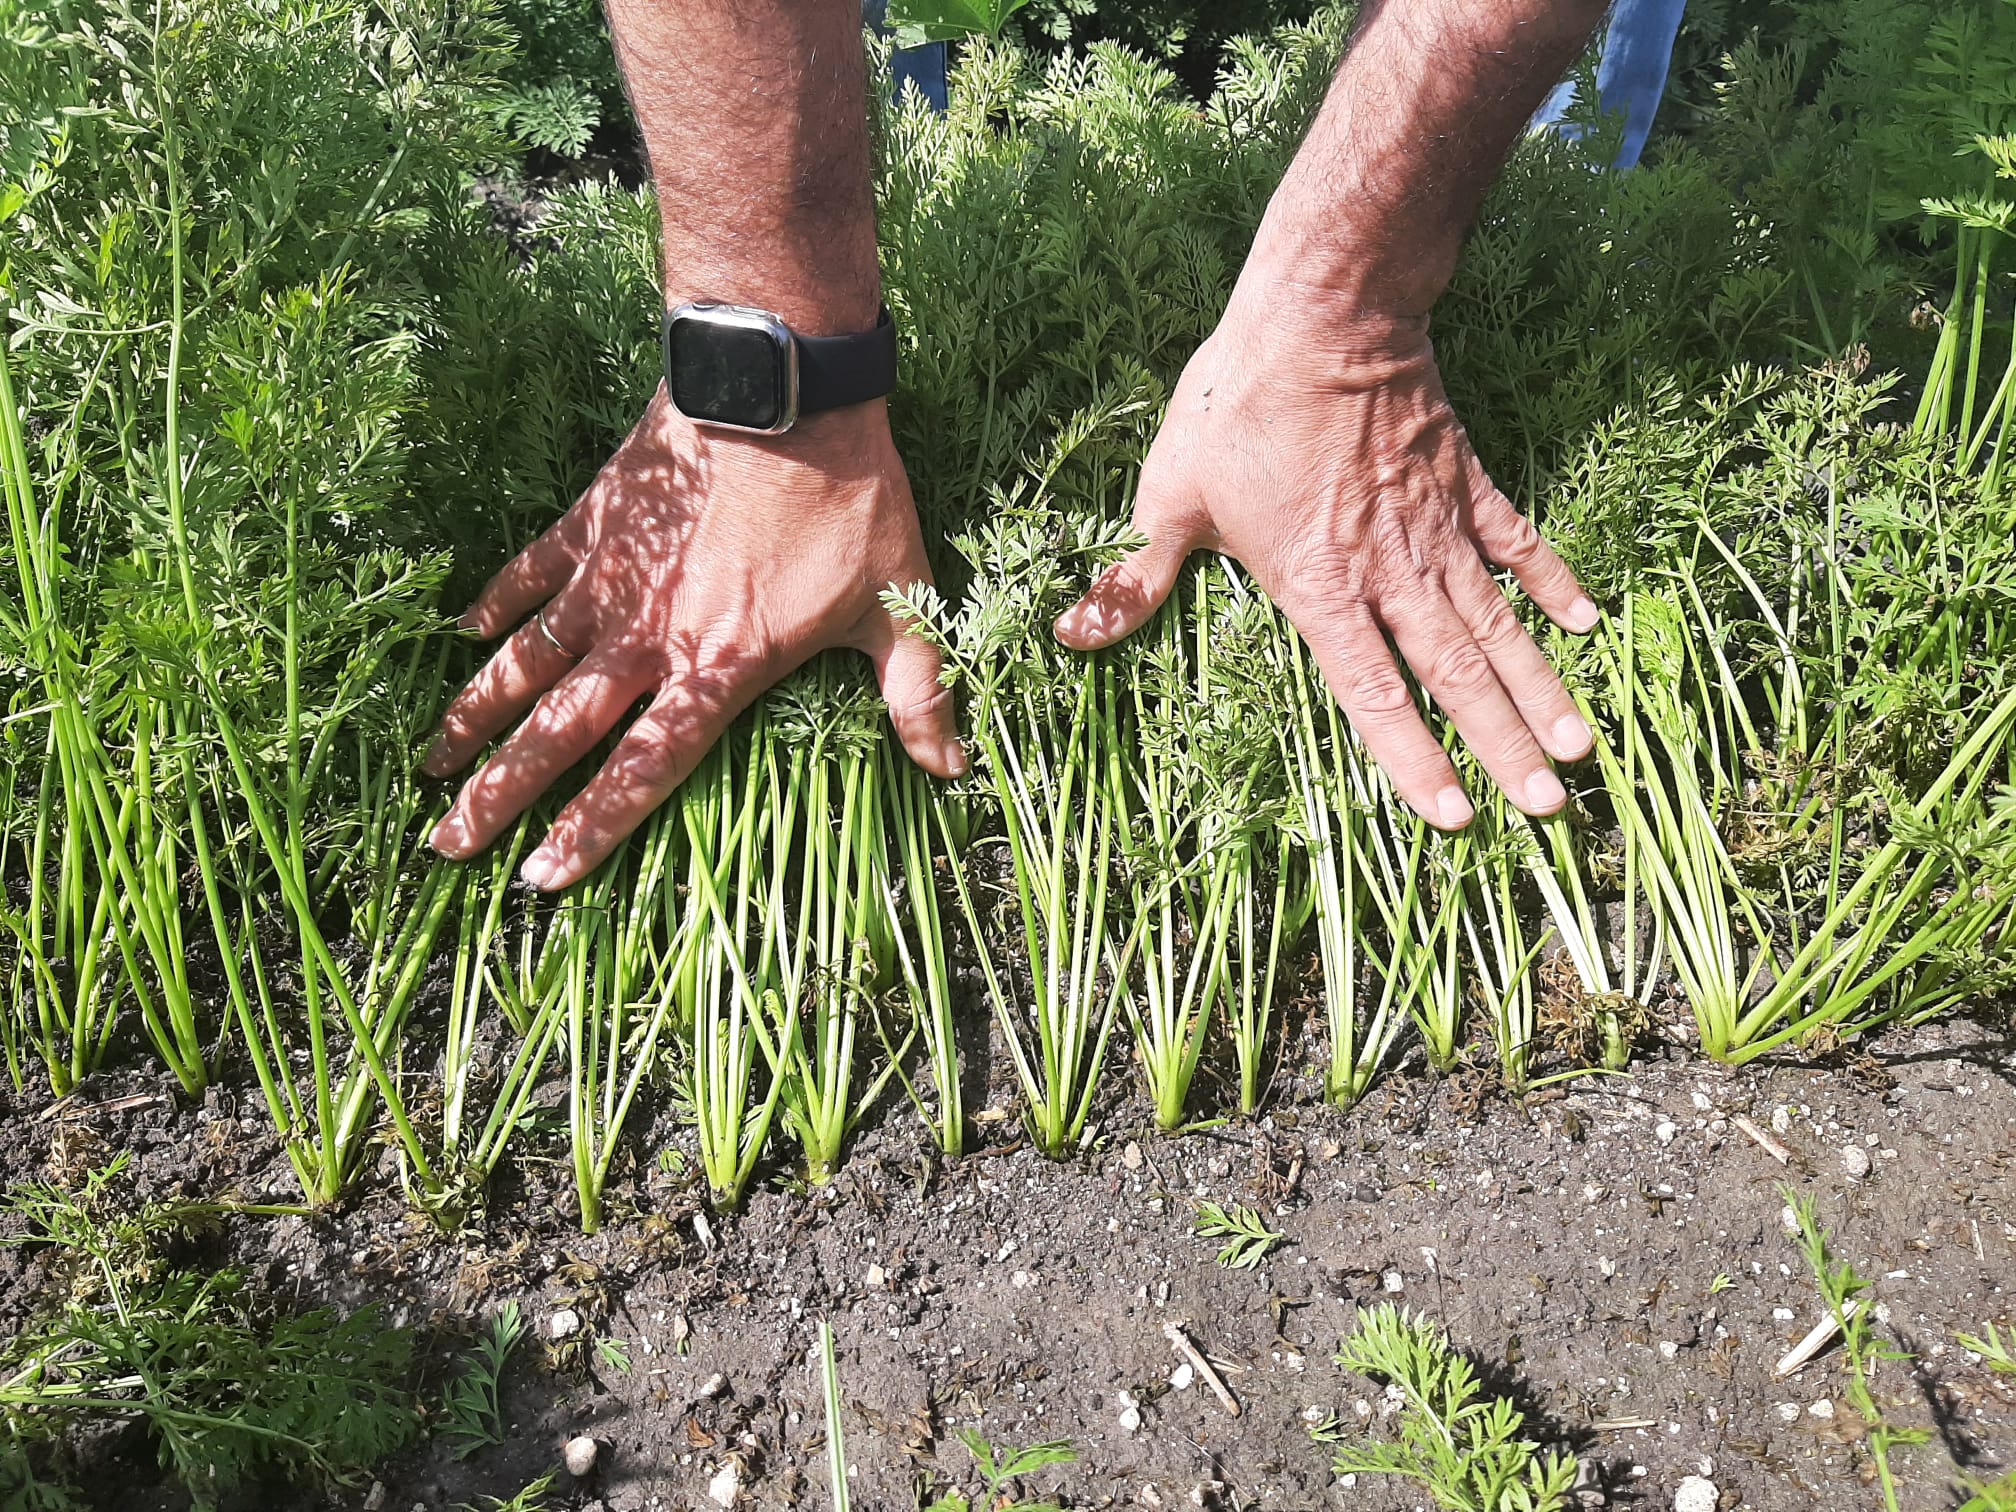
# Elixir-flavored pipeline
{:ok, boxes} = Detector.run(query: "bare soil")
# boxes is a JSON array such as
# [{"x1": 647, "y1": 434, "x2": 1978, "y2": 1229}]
[{"x1": 3, "y1": 1011, "x2": 2012, "y2": 1512}]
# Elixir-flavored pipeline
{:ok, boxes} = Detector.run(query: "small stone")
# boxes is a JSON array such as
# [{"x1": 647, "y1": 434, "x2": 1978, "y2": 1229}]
[
  {"x1": 1011, "y1": 1270, "x2": 1035, "y2": 1290},
  {"x1": 1691, "y1": 1091, "x2": 1712, "y2": 1111},
  {"x1": 1771, "y1": 1105, "x2": 1793, "y2": 1134},
  {"x1": 708, "y1": 1460, "x2": 742, "y2": 1506},
  {"x1": 1119, "y1": 1405, "x2": 1142, "y2": 1433},
  {"x1": 1773, "y1": 1307, "x2": 1796, "y2": 1321},
  {"x1": 1809, "y1": 1399, "x2": 1834, "y2": 1419},
  {"x1": 1381, "y1": 1269, "x2": 1405, "y2": 1294},
  {"x1": 363, "y1": 1484, "x2": 386, "y2": 1512},
  {"x1": 1655, "y1": 1121, "x2": 1679, "y2": 1145},
  {"x1": 1599, "y1": 1255, "x2": 1617, "y2": 1278},
  {"x1": 865, "y1": 1263, "x2": 888, "y2": 1289},
  {"x1": 1658, "y1": 1341, "x2": 1680, "y2": 1361},
  {"x1": 698, "y1": 1371, "x2": 728, "y2": 1399},
  {"x1": 1776, "y1": 1401, "x2": 1801, "y2": 1422},
  {"x1": 1170, "y1": 1361, "x2": 1195, "y2": 1390},
  {"x1": 563, "y1": 1436, "x2": 599, "y2": 1478},
  {"x1": 1123, "y1": 1141, "x2": 1144, "y2": 1171},
  {"x1": 1841, "y1": 1145, "x2": 1871, "y2": 1180},
  {"x1": 1582, "y1": 1182, "x2": 1607, "y2": 1203},
  {"x1": 548, "y1": 1308, "x2": 582, "y2": 1340},
  {"x1": 1673, "y1": 1475, "x2": 1717, "y2": 1512}
]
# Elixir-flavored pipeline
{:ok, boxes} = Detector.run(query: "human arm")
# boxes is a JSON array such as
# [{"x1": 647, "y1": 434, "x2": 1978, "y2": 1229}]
[
  {"x1": 423, "y1": 0, "x2": 962, "y2": 889},
  {"x1": 1056, "y1": 0, "x2": 1611, "y2": 827}
]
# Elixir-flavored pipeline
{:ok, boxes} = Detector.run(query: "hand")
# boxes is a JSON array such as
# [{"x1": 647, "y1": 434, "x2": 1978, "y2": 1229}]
[
  {"x1": 423, "y1": 389, "x2": 964, "y2": 889},
  {"x1": 1054, "y1": 306, "x2": 1598, "y2": 828}
]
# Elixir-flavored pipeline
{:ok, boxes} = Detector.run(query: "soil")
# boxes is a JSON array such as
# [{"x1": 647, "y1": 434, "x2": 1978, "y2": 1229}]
[{"x1": 2, "y1": 1009, "x2": 2012, "y2": 1512}]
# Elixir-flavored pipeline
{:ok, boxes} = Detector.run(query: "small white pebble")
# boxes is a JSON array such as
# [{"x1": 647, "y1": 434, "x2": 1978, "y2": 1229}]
[
  {"x1": 1583, "y1": 1182, "x2": 1606, "y2": 1203},
  {"x1": 1841, "y1": 1145, "x2": 1871, "y2": 1180},
  {"x1": 1382, "y1": 1269, "x2": 1405, "y2": 1294},
  {"x1": 1773, "y1": 1307, "x2": 1796, "y2": 1321},
  {"x1": 1659, "y1": 1341, "x2": 1680, "y2": 1361},
  {"x1": 1776, "y1": 1401, "x2": 1801, "y2": 1422},
  {"x1": 548, "y1": 1308, "x2": 581, "y2": 1341},
  {"x1": 708, "y1": 1460, "x2": 742, "y2": 1507},
  {"x1": 563, "y1": 1436, "x2": 599, "y2": 1478},
  {"x1": 1656, "y1": 1121, "x2": 1679, "y2": 1145},
  {"x1": 1691, "y1": 1092, "x2": 1713, "y2": 1111},
  {"x1": 1170, "y1": 1362, "x2": 1195, "y2": 1391},
  {"x1": 1771, "y1": 1105, "x2": 1793, "y2": 1134},
  {"x1": 1809, "y1": 1399, "x2": 1835, "y2": 1419},
  {"x1": 1674, "y1": 1475, "x2": 1718, "y2": 1512}
]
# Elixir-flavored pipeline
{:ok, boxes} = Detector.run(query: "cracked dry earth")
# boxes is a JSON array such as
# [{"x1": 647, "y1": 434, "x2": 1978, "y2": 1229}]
[{"x1": 5, "y1": 1015, "x2": 2012, "y2": 1511}]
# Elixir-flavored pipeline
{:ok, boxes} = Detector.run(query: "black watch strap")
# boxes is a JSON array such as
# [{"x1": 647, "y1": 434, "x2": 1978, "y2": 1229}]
[{"x1": 795, "y1": 305, "x2": 897, "y2": 415}]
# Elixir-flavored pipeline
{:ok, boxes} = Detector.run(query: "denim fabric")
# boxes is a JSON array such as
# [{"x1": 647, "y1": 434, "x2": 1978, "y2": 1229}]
[
  {"x1": 861, "y1": 0, "x2": 951, "y2": 112},
  {"x1": 1534, "y1": 0, "x2": 1688, "y2": 170}
]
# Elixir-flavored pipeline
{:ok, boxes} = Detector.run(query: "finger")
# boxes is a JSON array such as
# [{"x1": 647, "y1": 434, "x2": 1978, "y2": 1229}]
[
  {"x1": 459, "y1": 518, "x2": 582, "y2": 639},
  {"x1": 428, "y1": 647, "x2": 658, "y2": 861},
  {"x1": 422, "y1": 583, "x2": 599, "y2": 777},
  {"x1": 519, "y1": 676, "x2": 751, "y2": 890},
  {"x1": 1300, "y1": 602, "x2": 1472, "y2": 830},
  {"x1": 1464, "y1": 461, "x2": 1598, "y2": 634},
  {"x1": 860, "y1": 612, "x2": 965, "y2": 779},
  {"x1": 1055, "y1": 459, "x2": 1204, "y2": 651},
  {"x1": 1442, "y1": 553, "x2": 1592, "y2": 763},
  {"x1": 1381, "y1": 580, "x2": 1567, "y2": 818}
]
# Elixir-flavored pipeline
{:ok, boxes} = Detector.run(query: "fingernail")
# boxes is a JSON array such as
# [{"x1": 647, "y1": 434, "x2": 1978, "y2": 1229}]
[
  {"x1": 1551, "y1": 712, "x2": 1592, "y2": 758},
  {"x1": 430, "y1": 815, "x2": 469, "y2": 856},
  {"x1": 1054, "y1": 607, "x2": 1085, "y2": 643},
  {"x1": 455, "y1": 612, "x2": 483, "y2": 636},
  {"x1": 941, "y1": 738, "x2": 969, "y2": 778},
  {"x1": 419, "y1": 736, "x2": 454, "y2": 777},
  {"x1": 520, "y1": 850, "x2": 561, "y2": 890},
  {"x1": 1526, "y1": 768, "x2": 1567, "y2": 812},
  {"x1": 1435, "y1": 788, "x2": 1474, "y2": 828},
  {"x1": 1565, "y1": 596, "x2": 1600, "y2": 633}
]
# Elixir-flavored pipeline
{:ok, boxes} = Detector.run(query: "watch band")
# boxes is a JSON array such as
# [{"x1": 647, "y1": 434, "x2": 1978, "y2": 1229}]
[{"x1": 795, "y1": 305, "x2": 897, "y2": 416}]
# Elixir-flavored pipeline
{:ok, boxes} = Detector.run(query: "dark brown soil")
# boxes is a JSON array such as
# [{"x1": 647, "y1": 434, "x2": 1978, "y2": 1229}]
[{"x1": 3, "y1": 1011, "x2": 2012, "y2": 1512}]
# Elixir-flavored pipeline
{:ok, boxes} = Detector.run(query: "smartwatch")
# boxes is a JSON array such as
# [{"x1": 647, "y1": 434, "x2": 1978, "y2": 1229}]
[{"x1": 662, "y1": 301, "x2": 898, "y2": 435}]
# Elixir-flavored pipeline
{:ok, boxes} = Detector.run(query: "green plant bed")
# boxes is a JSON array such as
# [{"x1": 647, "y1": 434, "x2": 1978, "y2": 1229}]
[{"x1": 1, "y1": 0, "x2": 2013, "y2": 1247}]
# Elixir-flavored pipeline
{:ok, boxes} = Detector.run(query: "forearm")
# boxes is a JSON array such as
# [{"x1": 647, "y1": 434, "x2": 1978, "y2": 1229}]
[
  {"x1": 605, "y1": 0, "x2": 879, "y2": 335},
  {"x1": 1240, "y1": 0, "x2": 1609, "y2": 317}
]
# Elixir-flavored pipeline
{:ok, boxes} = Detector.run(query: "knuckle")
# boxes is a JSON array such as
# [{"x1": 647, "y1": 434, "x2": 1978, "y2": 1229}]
[
  {"x1": 1328, "y1": 655, "x2": 1413, "y2": 720},
  {"x1": 1421, "y1": 635, "x2": 1495, "y2": 697},
  {"x1": 890, "y1": 678, "x2": 955, "y2": 728}
]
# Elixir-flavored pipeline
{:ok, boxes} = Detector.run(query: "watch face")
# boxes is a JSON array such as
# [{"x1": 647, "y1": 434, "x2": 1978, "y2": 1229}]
[{"x1": 666, "y1": 308, "x2": 792, "y2": 432}]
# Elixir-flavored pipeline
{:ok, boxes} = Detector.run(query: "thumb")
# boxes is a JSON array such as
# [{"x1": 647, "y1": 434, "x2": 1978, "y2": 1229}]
[
  {"x1": 863, "y1": 613, "x2": 966, "y2": 779},
  {"x1": 1054, "y1": 464, "x2": 1204, "y2": 652}
]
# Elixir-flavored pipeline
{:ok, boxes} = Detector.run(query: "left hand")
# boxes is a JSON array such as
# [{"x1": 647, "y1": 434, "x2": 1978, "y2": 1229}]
[{"x1": 1053, "y1": 303, "x2": 1598, "y2": 828}]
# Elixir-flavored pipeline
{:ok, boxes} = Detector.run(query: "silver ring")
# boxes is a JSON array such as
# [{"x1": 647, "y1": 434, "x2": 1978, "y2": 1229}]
[{"x1": 535, "y1": 607, "x2": 581, "y2": 660}]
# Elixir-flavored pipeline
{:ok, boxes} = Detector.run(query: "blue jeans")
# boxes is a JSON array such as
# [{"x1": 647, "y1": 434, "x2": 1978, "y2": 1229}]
[
  {"x1": 1533, "y1": 0, "x2": 1688, "y2": 169},
  {"x1": 861, "y1": 0, "x2": 950, "y2": 111}
]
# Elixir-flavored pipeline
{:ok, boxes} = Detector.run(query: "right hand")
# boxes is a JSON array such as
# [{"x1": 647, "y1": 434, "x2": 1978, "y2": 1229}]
[{"x1": 421, "y1": 388, "x2": 964, "y2": 890}]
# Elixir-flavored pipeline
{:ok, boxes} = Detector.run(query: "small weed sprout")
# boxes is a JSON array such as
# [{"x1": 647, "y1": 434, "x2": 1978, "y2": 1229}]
[
  {"x1": 1192, "y1": 1201, "x2": 1287, "y2": 1270},
  {"x1": 924, "y1": 1427, "x2": 1078, "y2": 1512},
  {"x1": 1326, "y1": 1304, "x2": 1577, "y2": 1512},
  {"x1": 442, "y1": 1302, "x2": 526, "y2": 1460},
  {"x1": 594, "y1": 1337, "x2": 632, "y2": 1375},
  {"x1": 1958, "y1": 1323, "x2": 2016, "y2": 1377},
  {"x1": 1784, "y1": 1188, "x2": 1929, "y2": 1512},
  {"x1": 457, "y1": 1474, "x2": 557, "y2": 1512}
]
